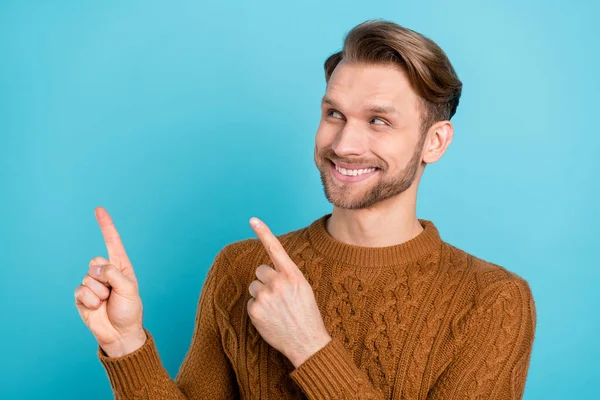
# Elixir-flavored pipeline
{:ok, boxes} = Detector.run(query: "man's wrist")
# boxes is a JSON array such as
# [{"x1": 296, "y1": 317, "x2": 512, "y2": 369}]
[
  {"x1": 288, "y1": 334, "x2": 332, "y2": 369},
  {"x1": 101, "y1": 329, "x2": 148, "y2": 358}
]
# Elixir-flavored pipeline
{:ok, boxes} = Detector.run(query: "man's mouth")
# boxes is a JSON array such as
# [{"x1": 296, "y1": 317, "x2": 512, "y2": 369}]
[{"x1": 329, "y1": 160, "x2": 380, "y2": 183}]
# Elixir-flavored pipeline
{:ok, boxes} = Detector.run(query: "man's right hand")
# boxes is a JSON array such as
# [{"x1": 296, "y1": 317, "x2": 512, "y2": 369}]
[{"x1": 74, "y1": 206, "x2": 147, "y2": 358}]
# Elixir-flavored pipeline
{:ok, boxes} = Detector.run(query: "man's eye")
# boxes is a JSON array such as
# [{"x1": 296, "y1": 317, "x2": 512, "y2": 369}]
[
  {"x1": 327, "y1": 110, "x2": 344, "y2": 119},
  {"x1": 371, "y1": 118, "x2": 387, "y2": 125}
]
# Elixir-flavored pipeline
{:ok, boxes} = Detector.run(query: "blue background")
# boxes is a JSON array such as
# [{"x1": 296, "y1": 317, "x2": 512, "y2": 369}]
[{"x1": 1, "y1": 0, "x2": 597, "y2": 398}]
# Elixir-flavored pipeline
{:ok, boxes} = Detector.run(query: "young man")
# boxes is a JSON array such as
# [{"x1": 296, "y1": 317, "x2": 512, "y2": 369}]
[{"x1": 75, "y1": 20, "x2": 536, "y2": 399}]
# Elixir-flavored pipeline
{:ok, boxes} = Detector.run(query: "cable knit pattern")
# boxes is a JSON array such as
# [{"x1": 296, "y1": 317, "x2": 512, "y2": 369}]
[
  {"x1": 363, "y1": 267, "x2": 403, "y2": 393},
  {"x1": 326, "y1": 266, "x2": 370, "y2": 350},
  {"x1": 245, "y1": 312, "x2": 261, "y2": 399},
  {"x1": 97, "y1": 214, "x2": 536, "y2": 399},
  {"x1": 214, "y1": 260, "x2": 242, "y2": 367},
  {"x1": 403, "y1": 250, "x2": 466, "y2": 398}
]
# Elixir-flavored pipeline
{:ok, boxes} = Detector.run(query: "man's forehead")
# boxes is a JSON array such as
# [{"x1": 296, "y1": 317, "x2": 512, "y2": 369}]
[
  {"x1": 323, "y1": 63, "x2": 414, "y2": 111},
  {"x1": 322, "y1": 86, "x2": 410, "y2": 116},
  {"x1": 321, "y1": 92, "x2": 397, "y2": 113}
]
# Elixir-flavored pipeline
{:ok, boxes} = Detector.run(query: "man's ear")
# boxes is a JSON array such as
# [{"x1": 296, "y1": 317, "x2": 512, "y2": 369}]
[{"x1": 421, "y1": 121, "x2": 454, "y2": 164}]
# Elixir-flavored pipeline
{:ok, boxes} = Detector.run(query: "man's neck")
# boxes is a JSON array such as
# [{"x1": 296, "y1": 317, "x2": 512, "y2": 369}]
[{"x1": 326, "y1": 194, "x2": 424, "y2": 248}]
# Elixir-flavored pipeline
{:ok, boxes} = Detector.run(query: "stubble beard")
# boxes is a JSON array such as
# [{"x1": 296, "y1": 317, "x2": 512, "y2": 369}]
[{"x1": 316, "y1": 143, "x2": 424, "y2": 210}]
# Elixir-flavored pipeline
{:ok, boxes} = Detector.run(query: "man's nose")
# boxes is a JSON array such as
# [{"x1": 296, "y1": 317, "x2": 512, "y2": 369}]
[{"x1": 331, "y1": 121, "x2": 367, "y2": 158}]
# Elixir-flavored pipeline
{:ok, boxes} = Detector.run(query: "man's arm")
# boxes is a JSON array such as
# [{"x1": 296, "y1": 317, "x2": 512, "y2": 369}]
[
  {"x1": 98, "y1": 251, "x2": 239, "y2": 399},
  {"x1": 428, "y1": 277, "x2": 536, "y2": 400},
  {"x1": 289, "y1": 337, "x2": 386, "y2": 399}
]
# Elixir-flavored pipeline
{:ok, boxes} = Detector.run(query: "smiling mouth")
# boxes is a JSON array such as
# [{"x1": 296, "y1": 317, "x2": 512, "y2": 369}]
[
  {"x1": 334, "y1": 163, "x2": 377, "y2": 176},
  {"x1": 329, "y1": 160, "x2": 380, "y2": 182}
]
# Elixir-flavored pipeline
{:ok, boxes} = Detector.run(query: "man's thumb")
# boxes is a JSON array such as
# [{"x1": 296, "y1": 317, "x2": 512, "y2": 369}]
[{"x1": 89, "y1": 263, "x2": 137, "y2": 296}]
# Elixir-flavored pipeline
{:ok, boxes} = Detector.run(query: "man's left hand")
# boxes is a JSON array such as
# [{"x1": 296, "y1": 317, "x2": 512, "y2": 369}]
[{"x1": 247, "y1": 217, "x2": 332, "y2": 368}]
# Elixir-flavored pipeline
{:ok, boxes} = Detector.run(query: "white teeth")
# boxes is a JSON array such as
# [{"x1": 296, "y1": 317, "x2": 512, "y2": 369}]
[{"x1": 335, "y1": 164, "x2": 377, "y2": 176}]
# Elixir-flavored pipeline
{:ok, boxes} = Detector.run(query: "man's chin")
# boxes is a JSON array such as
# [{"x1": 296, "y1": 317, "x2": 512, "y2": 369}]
[
  {"x1": 329, "y1": 199, "x2": 376, "y2": 210},
  {"x1": 325, "y1": 190, "x2": 376, "y2": 210},
  {"x1": 320, "y1": 172, "x2": 380, "y2": 208}
]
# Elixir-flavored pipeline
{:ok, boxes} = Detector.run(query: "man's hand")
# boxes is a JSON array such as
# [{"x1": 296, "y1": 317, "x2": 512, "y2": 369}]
[
  {"x1": 247, "y1": 217, "x2": 332, "y2": 368},
  {"x1": 74, "y1": 206, "x2": 146, "y2": 358}
]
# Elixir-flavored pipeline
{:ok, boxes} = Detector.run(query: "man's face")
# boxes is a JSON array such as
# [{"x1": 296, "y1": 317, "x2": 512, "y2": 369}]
[{"x1": 315, "y1": 61, "x2": 427, "y2": 210}]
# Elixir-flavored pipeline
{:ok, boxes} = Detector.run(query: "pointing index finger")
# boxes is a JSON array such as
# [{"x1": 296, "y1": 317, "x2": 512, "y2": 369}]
[
  {"x1": 250, "y1": 217, "x2": 293, "y2": 274},
  {"x1": 95, "y1": 206, "x2": 132, "y2": 272}
]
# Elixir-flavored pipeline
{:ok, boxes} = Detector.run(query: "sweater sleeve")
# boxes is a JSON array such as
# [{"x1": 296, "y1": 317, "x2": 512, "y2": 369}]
[
  {"x1": 289, "y1": 336, "x2": 384, "y2": 399},
  {"x1": 97, "y1": 251, "x2": 239, "y2": 399},
  {"x1": 427, "y1": 277, "x2": 536, "y2": 400}
]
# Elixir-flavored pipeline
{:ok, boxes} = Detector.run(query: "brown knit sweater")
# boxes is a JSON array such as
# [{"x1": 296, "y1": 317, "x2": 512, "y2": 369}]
[{"x1": 98, "y1": 215, "x2": 536, "y2": 399}]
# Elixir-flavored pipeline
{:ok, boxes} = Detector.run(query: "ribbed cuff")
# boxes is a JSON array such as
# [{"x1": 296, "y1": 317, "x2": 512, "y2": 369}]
[
  {"x1": 289, "y1": 337, "x2": 363, "y2": 399},
  {"x1": 98, "y1": 329, "x2": 164, "y2": 396}
]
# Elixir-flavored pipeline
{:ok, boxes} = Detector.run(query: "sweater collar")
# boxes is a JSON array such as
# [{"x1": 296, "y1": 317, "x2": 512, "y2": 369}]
[{"x1": 306, "y1": 214, "x2": 442, "y2": 267}]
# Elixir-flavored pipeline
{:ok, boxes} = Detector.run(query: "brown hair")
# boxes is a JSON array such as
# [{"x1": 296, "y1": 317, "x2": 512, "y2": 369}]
[{"x1": 324, "y1": 20, "x2": 462, "y2": 134}]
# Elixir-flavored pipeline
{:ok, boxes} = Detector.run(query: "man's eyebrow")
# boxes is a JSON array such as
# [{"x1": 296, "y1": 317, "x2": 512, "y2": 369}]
[
  {"x1": 365, "y1": 104, "x2": 399, "y2": 115},
  {"x1": 321, "y1": 96, "x2": 398, "y2": 115},
  {"x1": 321, "y1": 96, "x2": 336, "y2": 107}
]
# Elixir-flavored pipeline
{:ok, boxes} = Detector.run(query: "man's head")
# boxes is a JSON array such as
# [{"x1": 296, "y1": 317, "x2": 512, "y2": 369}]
[{"x1": 315, "y1": 20, "x2": 462, "y2": 210}]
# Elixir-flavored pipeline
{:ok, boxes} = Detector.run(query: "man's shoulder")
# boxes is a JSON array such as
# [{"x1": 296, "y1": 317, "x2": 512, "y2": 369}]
[{"x1": 442, "y1": 242, "x2": 533, "y2": 303}]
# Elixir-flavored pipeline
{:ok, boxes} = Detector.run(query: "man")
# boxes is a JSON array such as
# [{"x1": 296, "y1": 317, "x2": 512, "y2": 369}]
[{"x1": 74, "y1": 20, "x2": 536, "y2": 399}]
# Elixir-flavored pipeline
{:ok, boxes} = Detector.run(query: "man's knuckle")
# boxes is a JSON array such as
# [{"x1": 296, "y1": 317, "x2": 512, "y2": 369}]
[
  {"x1": 89, "y1": 256, "x2": 104, "y2": 266},
  {"x1": 255, "y1": 290, "x2": 267, "y2": 303},
  {"x1": 106, "y1": 234, "x2": 121, "y2": 245},
  {"x1": 270, "y1": 278, "x2": 284, "y2": 292},
  {"x1": 247, "y1": 300, "x2": 257, "y2": 316},
  {"x1": 268, "y1": 242, "x2": 280, "y2": 254},
  {"x1": 76, "y1": 285, "x2": 89, "y2": 299}
]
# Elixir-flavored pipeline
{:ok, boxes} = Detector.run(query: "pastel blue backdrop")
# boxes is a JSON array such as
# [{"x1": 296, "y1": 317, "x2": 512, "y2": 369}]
[{"x1": 1, "y1": 0, "x2": 597, "y2": 399}]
